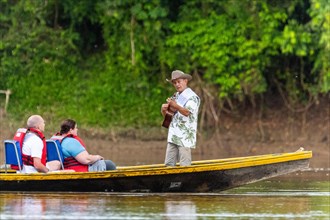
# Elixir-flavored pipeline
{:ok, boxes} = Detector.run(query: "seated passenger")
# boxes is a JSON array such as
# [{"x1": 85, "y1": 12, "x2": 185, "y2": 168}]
[
  {"x1": 51, "y1": 119, "x2": 116, "y2": 172},
  {"x1": 20, "y1": 115, "x2": 61, "y2": 173}
]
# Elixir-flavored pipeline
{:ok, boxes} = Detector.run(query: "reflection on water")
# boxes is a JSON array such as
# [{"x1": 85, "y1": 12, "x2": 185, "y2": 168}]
[
  {"x1": 165, "y1": 201, "x2": 197, "y2": 220},
  {"x1": 0, "y1": 172, "x2": 329, "y2": 219}
]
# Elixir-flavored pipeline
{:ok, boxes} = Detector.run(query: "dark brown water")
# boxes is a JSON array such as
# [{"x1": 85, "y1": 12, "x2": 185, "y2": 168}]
[{"x1": 0, "y1": 171, "x2": 329, "y2": 219}]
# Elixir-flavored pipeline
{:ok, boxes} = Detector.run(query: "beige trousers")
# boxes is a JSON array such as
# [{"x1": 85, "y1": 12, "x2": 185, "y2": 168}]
[{"x1": 164, "y1": 142, "x2": 191, "y2": 166}]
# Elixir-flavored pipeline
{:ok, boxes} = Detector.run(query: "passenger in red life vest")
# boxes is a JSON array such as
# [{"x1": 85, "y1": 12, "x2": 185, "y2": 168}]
[
  {"x1": 21, "y1": 115, "x2": 61, "y2": 173},
  {"x1": 51, "y1": 119, "x2": 116, "y2": 172}
]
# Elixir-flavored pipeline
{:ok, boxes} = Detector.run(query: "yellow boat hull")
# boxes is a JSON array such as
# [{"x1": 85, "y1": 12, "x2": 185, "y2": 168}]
[{"x1": 0, "y1": 151, "x2": 312, "y2": 193}]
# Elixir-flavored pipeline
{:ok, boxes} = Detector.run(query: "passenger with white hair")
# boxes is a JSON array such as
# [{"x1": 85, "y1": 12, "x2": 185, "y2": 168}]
[{"x1": 21, "y1": 115, "x2": 60, "y2": 173}]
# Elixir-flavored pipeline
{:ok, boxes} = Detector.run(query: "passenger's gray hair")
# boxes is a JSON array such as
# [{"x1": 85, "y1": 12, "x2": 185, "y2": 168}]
[{"x1": 27, "y1": 115, "x2": 44, "y2": 128}]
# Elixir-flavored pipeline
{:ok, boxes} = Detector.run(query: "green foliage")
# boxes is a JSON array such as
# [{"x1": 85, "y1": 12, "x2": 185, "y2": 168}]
[
  {"x1": 0, "y1": 0, "x2": 79, "y2": 88},
  {"x1": 164, "y1": 1, "x2": 278, "y2": 100},
  {"x1": 0, "y1": 0, "x2": 328, "y2": 129},
  {"x1": 309, "y1": 0, "x2": 330, "y2": 93}
]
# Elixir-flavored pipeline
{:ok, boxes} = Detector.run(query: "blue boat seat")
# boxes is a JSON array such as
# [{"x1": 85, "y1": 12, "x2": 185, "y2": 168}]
[
  {"x1": 4, "y1": 140, "x2": 23, "y2": 173},
  {"x1": 46, "y1": 139, "x2": 64, "y2": 170}
]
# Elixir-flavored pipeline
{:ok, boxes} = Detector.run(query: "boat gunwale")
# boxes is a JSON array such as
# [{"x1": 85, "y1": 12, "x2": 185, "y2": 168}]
[
  {"x1": 0, "y1": 151, "x2": 312, "y2": 181},
  {"x1": 117, "y1": 151, "x2": 312, "y2": 169}
]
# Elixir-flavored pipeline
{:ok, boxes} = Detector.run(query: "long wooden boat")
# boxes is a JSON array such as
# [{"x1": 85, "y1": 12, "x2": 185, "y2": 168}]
[{"x1": 0, "y1": 150, "x2": 312, "y2": 193}]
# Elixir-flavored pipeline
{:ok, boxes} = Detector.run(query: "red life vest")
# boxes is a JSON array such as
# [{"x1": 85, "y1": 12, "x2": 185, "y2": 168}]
[
  {"x1": 11, "y1": 128, "x2": 28, "y2": 170},
  {"x1": 52, "y1": 133, "x2": 88, "y2": 172},
  {"x1": 13, "y1": 128, "x2": 28, "y2": 146},
  {"x1": 12, "y1": 128, "x2": 47, "y2": 169}
]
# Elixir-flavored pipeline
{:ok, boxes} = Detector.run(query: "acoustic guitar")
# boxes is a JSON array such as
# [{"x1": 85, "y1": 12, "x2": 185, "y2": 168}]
[{"x1": 162, "y1": 94, "x2": 177, "y2": 128}]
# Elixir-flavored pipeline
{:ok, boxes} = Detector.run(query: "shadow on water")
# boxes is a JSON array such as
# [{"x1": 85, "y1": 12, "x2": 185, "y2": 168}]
[{"x1": 0, "y1": 171, "x2": 329, "y2": 220}]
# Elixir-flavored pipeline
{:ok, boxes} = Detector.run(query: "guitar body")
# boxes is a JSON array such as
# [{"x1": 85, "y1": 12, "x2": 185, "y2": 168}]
[
  {"x1": 162, "y1": 93, "x2": 177, "y2": 128},
  {"x1": 162, "y1": 105, "x2": 176, "y2": 128},
  {"x1": 162, "y1": 112, "x2": 173, "y2": 128}
]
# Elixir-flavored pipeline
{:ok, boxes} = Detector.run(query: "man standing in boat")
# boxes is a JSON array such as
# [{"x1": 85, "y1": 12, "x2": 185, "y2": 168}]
[{"x1": 161, "y1": 70, "x2": 200, "y2": 166}]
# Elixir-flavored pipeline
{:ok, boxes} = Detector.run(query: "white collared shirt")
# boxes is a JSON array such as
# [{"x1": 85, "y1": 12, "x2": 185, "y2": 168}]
[
  {"x1": 167, "y1": 88, "x2": 200, "y2": 148},
  {"x1": 21, "y1": 133, "x2": 43, "y2": 173}
]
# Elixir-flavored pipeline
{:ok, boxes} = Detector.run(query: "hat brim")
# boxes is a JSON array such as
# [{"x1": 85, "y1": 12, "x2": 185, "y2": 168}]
[{"x1": 166, "y1": 74, "x2": 192, "y2": 82}]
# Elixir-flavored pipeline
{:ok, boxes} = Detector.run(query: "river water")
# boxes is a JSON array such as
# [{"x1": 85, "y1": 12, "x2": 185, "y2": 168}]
[{"x1": 0, "y1": 171, "x2": 329, "y2": 220}]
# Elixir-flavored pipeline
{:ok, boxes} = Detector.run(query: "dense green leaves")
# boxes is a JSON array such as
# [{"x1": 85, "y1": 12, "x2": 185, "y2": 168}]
[
  {"x1": 309, "y1": 0, "x2": 330, "y2": 93},
  {"x1": 0, "y1": 0, "x2": 328, "y2": 128}
]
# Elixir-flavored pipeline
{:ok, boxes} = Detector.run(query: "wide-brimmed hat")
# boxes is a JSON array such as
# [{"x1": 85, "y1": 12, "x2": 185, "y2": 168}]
[{"x1": 166, "y1": 70, "x2": 192, "y2": 82}]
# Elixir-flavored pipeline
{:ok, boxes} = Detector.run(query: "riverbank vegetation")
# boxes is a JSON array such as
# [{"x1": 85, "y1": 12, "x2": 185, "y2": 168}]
[{"x1": 1, "y1": 0, "x2": 329, "y2": 132}]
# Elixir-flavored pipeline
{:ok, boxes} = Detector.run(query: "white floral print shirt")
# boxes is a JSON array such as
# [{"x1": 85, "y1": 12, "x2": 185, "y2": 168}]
[{"x1": 168, "y1": 88, "x2": 200, "y2": 148}]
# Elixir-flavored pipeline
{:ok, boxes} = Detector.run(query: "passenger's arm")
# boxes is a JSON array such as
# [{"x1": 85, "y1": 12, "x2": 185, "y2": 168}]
[
  {"x1": 33, "y1": 157, "x2": 49, "y2": 173},
  {"x1": 75, "y1": 151, "x2": 103, "y2": 165}
]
